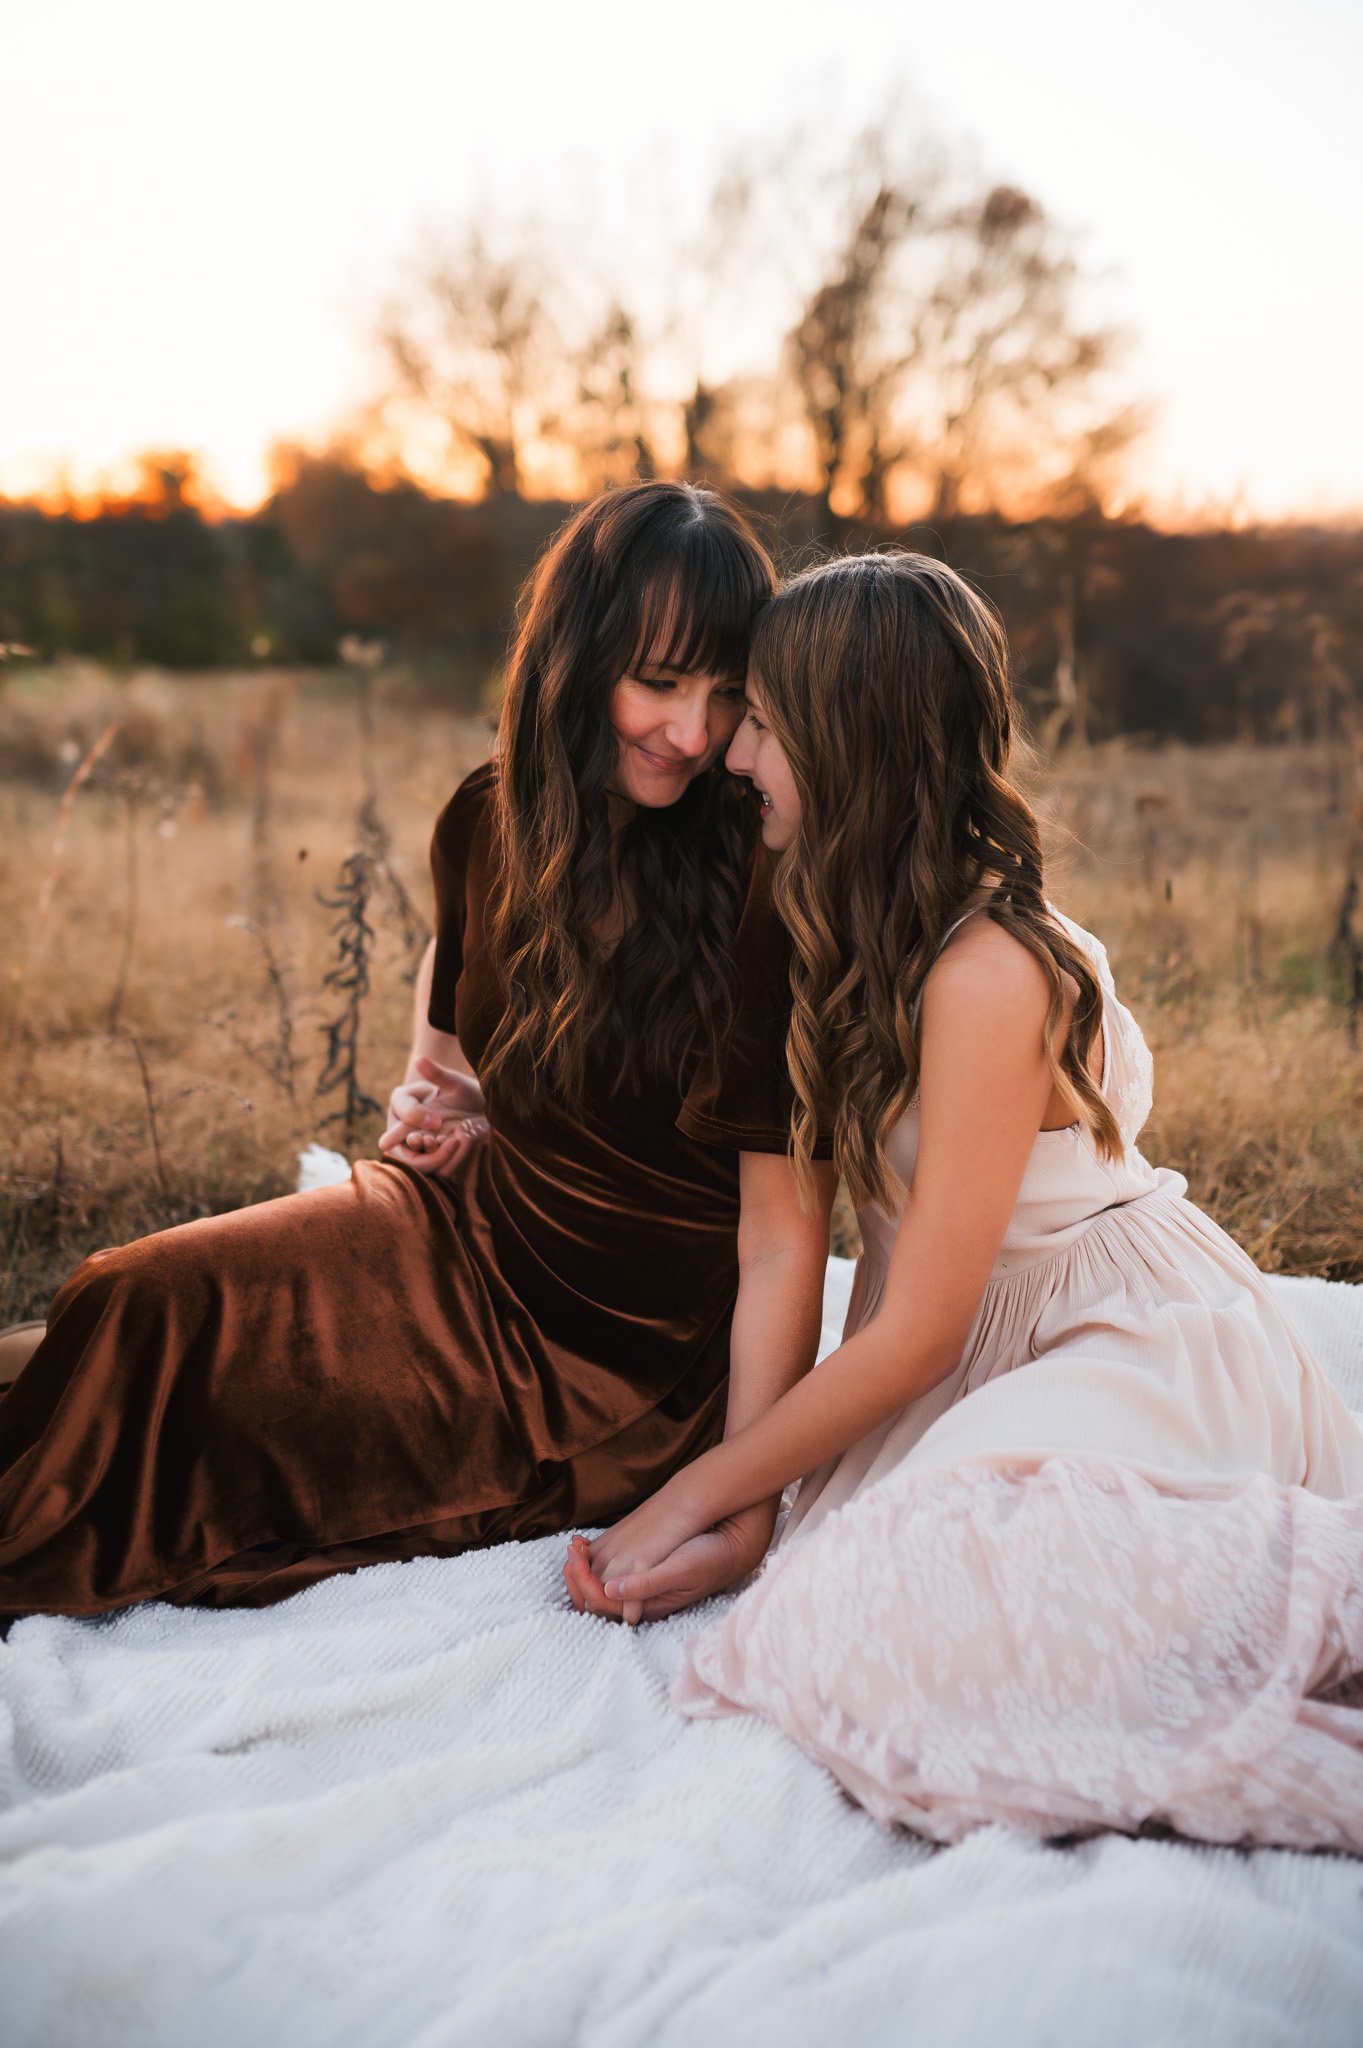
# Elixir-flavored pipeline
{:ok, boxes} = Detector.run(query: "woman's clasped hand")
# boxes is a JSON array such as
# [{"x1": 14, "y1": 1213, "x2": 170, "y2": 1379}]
[
  {"x1": 563, "y1": 1493, "x2": 777, "y2": 1626},
  {"x1": 379, "y1": 1052, "x2": 490, "y2": 1175}
]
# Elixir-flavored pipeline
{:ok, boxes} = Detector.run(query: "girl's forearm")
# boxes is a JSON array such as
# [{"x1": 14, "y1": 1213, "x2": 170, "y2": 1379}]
[
  {"x1": 723, "y1": 1243, "x2": 827, "y2": 1439},
  {"x1": 713, "y1": 1242, "x2": 828, "y2": 1538},
  {"x1": 676, "y1": 1315, "x2": 962, "y2": 1530}
]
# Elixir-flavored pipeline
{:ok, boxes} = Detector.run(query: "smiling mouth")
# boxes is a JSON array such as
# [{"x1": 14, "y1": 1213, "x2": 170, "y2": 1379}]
[
  {"x1": 754, "y1": 786, "x2": 773, "y2": 814},
  {"x1": 637, "y1": 746, "x2": 688, "y2": 772}
]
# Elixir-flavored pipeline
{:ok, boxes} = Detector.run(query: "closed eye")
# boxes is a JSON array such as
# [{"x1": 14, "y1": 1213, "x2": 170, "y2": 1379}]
[{"x1": 634, "y1": 675, "x2": 748, "y2": 706}]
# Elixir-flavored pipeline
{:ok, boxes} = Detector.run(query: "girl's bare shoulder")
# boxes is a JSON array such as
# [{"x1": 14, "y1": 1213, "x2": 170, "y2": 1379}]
[{"x1": 928, "y1": 911, "x2": 1051, "y2": 1011}]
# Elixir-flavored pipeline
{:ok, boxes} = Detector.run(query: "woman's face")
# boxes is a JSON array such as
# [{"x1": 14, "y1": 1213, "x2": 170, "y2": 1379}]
[
  {"x1": 606, "y1": 655, "x2": 748, "y2": 808},
  {"x1": 725, "y1": 672, "x2": 802, "y2": 851}
]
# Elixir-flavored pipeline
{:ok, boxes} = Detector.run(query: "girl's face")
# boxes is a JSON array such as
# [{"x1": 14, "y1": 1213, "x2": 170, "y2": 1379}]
[
  {"x1": 607, "y1": 656, "x2": 748, "y2": 808},
  {"x1": 725, "y1": 673, "x2": 802, "y2": 850}
]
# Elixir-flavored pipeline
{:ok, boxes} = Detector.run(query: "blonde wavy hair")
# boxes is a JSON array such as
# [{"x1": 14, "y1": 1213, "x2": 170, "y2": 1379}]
[{"x1": 750, "y1": 551, "x2": 1122, "y2": 1209}]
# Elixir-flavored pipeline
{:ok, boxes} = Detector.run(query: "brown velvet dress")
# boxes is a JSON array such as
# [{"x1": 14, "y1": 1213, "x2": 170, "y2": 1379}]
[{"x1": 0, "y1": 763, "x2": 795, "y2": 1615}]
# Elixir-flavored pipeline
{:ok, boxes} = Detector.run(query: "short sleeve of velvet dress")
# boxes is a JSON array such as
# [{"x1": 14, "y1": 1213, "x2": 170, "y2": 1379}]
[
  {"x1": 427, "y1": 761, "x2": 498, "y2": 1034},
  {"x1": 677, "y1": 848, "x2": 833, "y2": 1159}
]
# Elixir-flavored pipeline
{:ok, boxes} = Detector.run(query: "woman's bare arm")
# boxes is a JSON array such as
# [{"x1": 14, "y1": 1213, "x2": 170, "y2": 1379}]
[
  {"x1": 724, "y1": 1151, "x2": 837, "y2": 1437},
  {"x1": 379, "y1": 938, "x2": 488, "y2": 1175},
  {"x1": 401, "y1": 939, "x2": 477, "y2": 1087}
]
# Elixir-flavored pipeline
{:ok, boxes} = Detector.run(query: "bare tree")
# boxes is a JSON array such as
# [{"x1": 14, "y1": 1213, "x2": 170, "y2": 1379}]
[
  {"x1": 787, "y1": 178, "x2": 926, "y2": 535},
  {"x1": 1032, "y1": 404, "x2": 1149, "y2": 750},
  {"x1": 916, "y1": 185, "x2": 1132, "y2": 522},
  {"x1": 379, "y1": 226, "x2": 561, "y2": 498},
  {"x1": 368, "y1": 110, "x2": 1142, "y2": 528},
  {"x1": 569, "y1": 301, "x2": 660, "y2": 490},
  {"x1": 129, "y1": 450, "x2": 203, "y2": 513},
  {"x1": 647, "y1": 146, "x2": 792, "y2": 488}
]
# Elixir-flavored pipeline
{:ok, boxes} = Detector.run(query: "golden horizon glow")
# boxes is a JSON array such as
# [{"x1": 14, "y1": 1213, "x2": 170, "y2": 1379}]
[{"x1": 5, "y1": 0, "x2": 1361, "y2": 531}]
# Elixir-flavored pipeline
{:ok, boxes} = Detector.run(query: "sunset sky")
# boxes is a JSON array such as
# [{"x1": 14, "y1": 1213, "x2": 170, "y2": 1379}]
[{"x1": 3, "y1": 0, "x2": 1360, "y2": 522}]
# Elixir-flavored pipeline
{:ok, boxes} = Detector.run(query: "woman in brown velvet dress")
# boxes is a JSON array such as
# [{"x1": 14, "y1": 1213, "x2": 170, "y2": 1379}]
[{"x1": 0, "y1": 482, "x2": 830, "y2": 1618}]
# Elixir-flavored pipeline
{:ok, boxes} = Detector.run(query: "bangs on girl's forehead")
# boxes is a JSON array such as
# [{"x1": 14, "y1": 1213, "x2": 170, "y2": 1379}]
[{"x1": 628, "y1": 552, "x2": 759, "y2": 683}]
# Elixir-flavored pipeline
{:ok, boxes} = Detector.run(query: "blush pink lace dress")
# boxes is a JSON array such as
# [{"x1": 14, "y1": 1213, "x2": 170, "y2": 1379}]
[{"x1": 675, "y1": 912, "x2": 1363, "y2": 1850}]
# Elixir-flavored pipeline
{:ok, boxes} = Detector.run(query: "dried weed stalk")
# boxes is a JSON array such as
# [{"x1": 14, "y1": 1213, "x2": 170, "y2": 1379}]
[
  {"x1": 358, "y1": 793, "x2": 431, "y2": 982},
  {"x1": 313, "y1": 645, "x2": 432, "y2": 1146},
  {"x1": 227, "y1": 915, "x2": 300, "y2": 1100},
  {"x1": 1329, "y1": 873, "x2": 1362, "y2": 1046},
  {"x1": 242, "y1": 678, "x2": 290, "y2": 928},
  {"x1": 6, "y1": 716, "x2": 122, "y2": 1046},
  {"x1": 112, "y1": 1032, "x2": 255, "y2": 1216},
  {"x1": 315, "y1": 842, "x2": 384, "y2": 1144},
  {"x1": 347, "y1": 638, "x2": 430, "y2": 975},
  {"x1": 106, "y1": 775, "x2": 142, "y2": 1032},
  {"x1": 230, "y1": 679, "x2": 300, "y2": 1087},
  {"x1": 115, "y1": 1029, "x2": 170, "y2": 1202}
]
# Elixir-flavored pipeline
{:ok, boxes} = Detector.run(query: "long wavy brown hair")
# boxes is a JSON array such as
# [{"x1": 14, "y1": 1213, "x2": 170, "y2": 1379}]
[
  {"x1": 751, "y1": 551, "x2": 1122, "y2": 1208},
  {"x1": 480, "y1": 481, "x2": 777, "y2": 1113}
]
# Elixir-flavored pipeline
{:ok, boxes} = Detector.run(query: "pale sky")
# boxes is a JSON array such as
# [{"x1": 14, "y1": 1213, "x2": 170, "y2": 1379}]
[{"x1": 3, "y1": 0, "x2": 1360, "y2": 521}]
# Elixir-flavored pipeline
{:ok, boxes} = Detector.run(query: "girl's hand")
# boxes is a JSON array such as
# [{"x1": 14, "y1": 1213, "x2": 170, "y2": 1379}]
[
  {"x1": 563, "y1": 1499, "x2": 777, "y2": 1625},
  {"x1": 379, "y1": 1054, "x2": 488, "y2": 1176},
  {"x1": 586, "y1": 1484, "x2": 704, "y2": 1624}
]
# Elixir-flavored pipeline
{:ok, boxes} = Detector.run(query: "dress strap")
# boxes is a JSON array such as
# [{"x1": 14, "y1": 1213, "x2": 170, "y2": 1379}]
[
  {"x1": 910, "y1": 901, "x2": 994, "y2": 1024},
  {"x1": 933, "y1": 900, "x2": 992, "y2": 961}
]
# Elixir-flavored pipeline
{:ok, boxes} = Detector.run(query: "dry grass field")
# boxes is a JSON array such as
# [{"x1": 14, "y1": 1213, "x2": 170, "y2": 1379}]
[{"x1": 2, "y1": 661, "x2": 1361, "y2": 1322}]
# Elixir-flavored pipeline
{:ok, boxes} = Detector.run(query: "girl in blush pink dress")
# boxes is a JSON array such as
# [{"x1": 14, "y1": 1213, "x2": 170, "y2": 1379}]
[{"x1": 580, "y1": 551, "x2": 1363, "y2": 1852}]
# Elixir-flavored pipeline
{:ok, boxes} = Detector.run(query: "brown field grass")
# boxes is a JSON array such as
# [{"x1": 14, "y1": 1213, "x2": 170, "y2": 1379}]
[{"x1": 2, "y1": 661, "x2": 1361, "y2": 1321}]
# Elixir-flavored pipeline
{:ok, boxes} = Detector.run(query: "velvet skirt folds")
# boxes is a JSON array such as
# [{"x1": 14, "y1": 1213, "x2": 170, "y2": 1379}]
[{"x1": 0, "y1": 1150, "x2": 734, "y2": 1614}]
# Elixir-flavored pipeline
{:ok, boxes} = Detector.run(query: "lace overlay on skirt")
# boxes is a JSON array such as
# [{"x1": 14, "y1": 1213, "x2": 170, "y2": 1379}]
[{"x1": 678, "y1": 1458, "x2": 1363, "y2": 1849}]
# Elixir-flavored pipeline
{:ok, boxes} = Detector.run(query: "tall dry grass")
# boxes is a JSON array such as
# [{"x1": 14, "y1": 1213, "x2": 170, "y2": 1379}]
[
  {"x1": 1, "y1": 662, "x2": 1360, "y2": 1319},
  {"x1": 1033, "y1": 738, "x2": 1363, "y2": 1278},
  {"x1": 1, "y1": 662, "x2": 488, "y2": 1318}
]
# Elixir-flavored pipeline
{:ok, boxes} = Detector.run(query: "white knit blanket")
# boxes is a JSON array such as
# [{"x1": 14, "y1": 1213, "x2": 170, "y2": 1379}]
[{"x1": 2, "y1": 1244, "x2": 1361, "y2": 2046}]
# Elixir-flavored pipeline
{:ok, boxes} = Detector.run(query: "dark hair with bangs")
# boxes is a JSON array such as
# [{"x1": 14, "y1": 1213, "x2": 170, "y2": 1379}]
[{"x1": 481, "y1": 481, "x2": 777, "y2": 1112}]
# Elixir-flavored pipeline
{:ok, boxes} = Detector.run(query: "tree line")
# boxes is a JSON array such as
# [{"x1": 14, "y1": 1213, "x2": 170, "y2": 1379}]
[
  {"x1": 0, "y1": 116, "x2": 1358, "y2": 746},
  {"x1": 1, "y1": 451, "x2": 1357, "y2": 747}
]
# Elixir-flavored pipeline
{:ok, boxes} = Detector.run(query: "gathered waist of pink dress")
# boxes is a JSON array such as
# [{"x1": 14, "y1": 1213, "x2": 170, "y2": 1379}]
[{"x1": 855, "y1": 1169, "x2": 1193, "y2": 1298}]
